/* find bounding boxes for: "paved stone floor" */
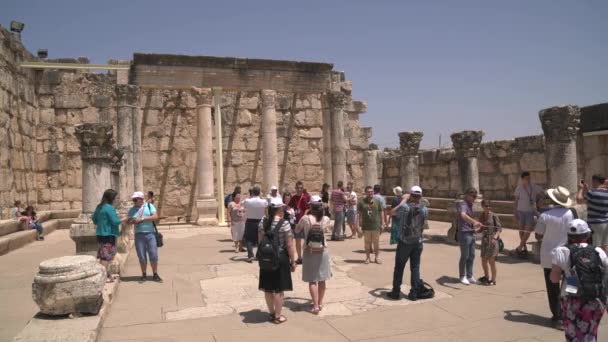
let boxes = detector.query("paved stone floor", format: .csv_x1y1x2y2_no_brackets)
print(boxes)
0,230,75,342
97,222,607,342
2,223,608,341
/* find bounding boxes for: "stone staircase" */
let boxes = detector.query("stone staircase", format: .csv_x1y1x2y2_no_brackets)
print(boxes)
0,210,80,256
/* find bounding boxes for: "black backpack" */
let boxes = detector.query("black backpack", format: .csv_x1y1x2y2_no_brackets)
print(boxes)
305,216,326,252
257,218,285,272
400,205,425,244
416,280,435,299
567,244,606,302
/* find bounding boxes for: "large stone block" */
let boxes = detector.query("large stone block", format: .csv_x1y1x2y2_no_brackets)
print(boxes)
520,152,546,172
54,93,89,109
32,255,105,315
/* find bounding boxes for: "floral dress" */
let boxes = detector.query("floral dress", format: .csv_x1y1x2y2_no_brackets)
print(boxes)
480,212,501,258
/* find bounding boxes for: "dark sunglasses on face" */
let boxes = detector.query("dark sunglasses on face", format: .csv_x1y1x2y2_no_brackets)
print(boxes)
484,205,491,208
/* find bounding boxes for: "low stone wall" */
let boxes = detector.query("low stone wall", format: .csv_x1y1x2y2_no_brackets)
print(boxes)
381,135,549,201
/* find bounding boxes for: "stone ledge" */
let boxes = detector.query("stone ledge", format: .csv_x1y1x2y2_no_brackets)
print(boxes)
0,213,79,256
12,279,119,342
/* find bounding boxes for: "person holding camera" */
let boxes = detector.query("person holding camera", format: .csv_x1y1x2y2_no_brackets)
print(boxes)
576,174,608,253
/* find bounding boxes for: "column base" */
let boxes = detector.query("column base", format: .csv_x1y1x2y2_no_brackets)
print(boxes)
69,213,97,256
196,198,218,226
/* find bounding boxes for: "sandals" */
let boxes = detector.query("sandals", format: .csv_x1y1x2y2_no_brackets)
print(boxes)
273,315,287,324
309,307,320,315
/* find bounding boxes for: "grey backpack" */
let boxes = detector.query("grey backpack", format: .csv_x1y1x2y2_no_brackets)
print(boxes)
400,205,425,244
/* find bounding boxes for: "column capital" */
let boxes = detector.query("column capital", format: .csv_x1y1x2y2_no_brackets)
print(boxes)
75,123,115,161
115,84,139,106
192,87,213,108
539,105,581,142
327,91,350,109
260,89,277,109
398,131,423,156
110,148,124,172
451,130,484,158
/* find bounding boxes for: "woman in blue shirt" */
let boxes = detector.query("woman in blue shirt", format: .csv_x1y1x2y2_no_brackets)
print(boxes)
92,189,127,282
128,191,161,282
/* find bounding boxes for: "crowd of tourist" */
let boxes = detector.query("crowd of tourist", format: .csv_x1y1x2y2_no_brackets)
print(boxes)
52,168,606,339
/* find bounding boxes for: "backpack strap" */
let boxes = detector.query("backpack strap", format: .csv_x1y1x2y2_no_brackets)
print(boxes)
569,208,579,219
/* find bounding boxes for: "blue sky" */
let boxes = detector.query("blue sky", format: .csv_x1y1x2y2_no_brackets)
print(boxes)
2,0,606,149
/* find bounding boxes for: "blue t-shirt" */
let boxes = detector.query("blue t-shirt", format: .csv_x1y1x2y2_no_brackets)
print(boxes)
586,189,608,224
373,194,387,209
457,201,475,233
128,203,157,233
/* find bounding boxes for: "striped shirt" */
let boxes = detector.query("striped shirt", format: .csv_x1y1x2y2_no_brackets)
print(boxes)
585,189,608,224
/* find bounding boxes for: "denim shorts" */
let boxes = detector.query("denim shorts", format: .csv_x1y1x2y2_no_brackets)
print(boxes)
346,208,357,225
135,232,159,264
517,211,535,228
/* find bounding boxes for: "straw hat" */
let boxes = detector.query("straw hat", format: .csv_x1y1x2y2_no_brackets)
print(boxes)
546,186,573,207
393,186,403,195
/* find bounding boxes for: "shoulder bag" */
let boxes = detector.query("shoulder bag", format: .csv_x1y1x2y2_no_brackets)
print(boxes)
147,203,163,248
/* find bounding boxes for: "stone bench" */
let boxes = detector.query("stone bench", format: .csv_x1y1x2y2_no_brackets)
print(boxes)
0,210,80,256
427,208,517,229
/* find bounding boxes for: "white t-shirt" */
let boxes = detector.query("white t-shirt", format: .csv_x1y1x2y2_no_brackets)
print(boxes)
243,197,268,220
514,183,543,212
551,243,608,296
535,207,575,268
346,191,358,209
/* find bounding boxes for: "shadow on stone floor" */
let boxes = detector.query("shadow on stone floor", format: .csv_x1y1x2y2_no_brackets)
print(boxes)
118,276,145,283
503,309,555,329
368,287,391,300
496,254,540,265
435,275,463,290
239,309,273,324
342,259,368,264
217,239,233,243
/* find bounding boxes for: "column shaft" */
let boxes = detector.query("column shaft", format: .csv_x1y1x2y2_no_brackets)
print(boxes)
451,130,484,194
132,107,143,192
195,88,214,199
328,92,349,185
322,96,333,185
398,131,423,190
364,150,379,187
261,90,278,192
116,85,138,203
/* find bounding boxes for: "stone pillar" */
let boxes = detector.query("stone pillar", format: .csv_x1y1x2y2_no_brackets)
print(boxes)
321,94,333,186
261,90,279,192
364,149,379,187
328,91,349,185
70,123,116,255
193,87,218,226
539,105,581,194
451,130,484,195
398,131,423,190
116,85,138,204
132,106,144,193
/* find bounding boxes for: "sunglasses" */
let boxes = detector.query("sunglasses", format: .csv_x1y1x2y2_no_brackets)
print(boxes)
483,205,491,208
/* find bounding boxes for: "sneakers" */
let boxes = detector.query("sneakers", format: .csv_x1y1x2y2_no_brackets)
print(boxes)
407,292,418,301
140,273,147,282
152,273,163,283
386,291,400,300
460,277,470,285
467,276,477,284
247,257,254,263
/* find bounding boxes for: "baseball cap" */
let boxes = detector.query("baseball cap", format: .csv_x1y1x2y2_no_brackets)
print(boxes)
568,219,592,235
310,195,322,203
410,186,423,196
269,197,284,208
132,191,145,199
270,186,278,191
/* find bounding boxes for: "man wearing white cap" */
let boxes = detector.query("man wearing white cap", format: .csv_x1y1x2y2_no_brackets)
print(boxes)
534,186,577,325
267,186,281,204
387,186,428,300
550,219,608,341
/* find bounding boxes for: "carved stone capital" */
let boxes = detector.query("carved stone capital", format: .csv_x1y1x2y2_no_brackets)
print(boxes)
327,91,350,110
539,105,581,143
75,123,115,161
451,130,484,158
398,131,424,156
192,87,213,107
110,148,124,172
116,84,139,107
260,89,277,110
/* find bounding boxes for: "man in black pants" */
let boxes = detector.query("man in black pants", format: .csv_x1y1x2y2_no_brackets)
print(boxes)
534,186,576,326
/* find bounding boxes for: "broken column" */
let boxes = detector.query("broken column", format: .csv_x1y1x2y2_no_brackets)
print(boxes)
451,130,484,194
398,131,423,190
32,255,106,315
70,123,116,255
364,149,379,187
328,91,349,185
321,94,333,186
193,87,218,226
116,85,138,204
539,105,581,194
261,90,279,192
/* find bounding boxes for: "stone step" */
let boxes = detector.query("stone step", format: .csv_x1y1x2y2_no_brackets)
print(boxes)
0,210,79,256
427,208,517,229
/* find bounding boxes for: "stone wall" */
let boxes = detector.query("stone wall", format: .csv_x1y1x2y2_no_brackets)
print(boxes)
0,27,38,217
381,135,550,200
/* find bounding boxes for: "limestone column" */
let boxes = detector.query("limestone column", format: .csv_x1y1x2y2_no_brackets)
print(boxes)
364,149,379,187
116,85,138,204
321,94,333,186
70,123,116,255
132,106,144,192
539,105,581,194
261,90,279,192
193,87,218,226
451,130,484,195
399,131,423,190
328,91,349,185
